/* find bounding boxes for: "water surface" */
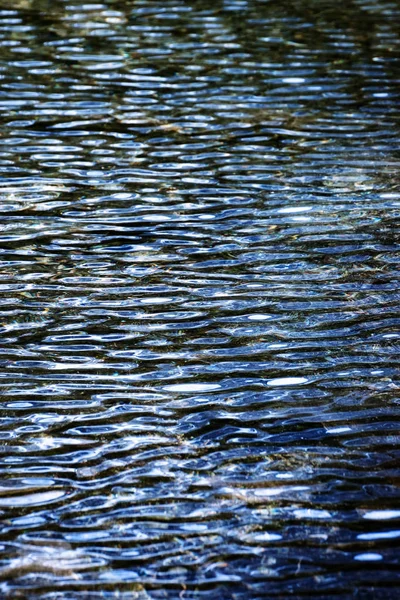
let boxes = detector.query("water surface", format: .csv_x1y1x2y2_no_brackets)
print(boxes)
0,0,399,597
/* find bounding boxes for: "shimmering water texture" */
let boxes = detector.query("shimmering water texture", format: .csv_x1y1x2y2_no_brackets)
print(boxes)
0,0,399,597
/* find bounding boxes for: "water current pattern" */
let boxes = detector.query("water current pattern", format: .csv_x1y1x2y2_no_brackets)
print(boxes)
0,0,399,598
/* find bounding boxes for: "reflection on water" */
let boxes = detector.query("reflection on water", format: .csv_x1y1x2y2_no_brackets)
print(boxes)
0,0,399,596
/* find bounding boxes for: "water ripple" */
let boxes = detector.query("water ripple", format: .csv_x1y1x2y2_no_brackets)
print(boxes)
0,0,399,597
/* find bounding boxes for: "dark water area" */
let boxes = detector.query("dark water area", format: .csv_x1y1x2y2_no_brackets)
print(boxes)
0,0,399,597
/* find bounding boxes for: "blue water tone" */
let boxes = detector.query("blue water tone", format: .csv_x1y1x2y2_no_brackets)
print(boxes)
0,0,399,598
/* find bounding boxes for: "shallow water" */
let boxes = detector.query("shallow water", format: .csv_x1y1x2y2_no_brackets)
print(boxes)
0,0,399,597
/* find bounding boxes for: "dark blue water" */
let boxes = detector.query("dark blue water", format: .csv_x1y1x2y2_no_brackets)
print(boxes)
0,0,399,597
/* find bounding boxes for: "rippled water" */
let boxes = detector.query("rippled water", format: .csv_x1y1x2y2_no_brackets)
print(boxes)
0,0,399,597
